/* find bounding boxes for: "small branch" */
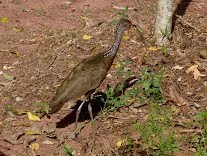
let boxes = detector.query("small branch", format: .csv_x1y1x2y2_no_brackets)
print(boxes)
112,6,136,10
178,128,203,134
175,14,199,32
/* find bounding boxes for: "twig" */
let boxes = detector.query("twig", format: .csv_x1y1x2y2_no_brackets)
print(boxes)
46,55,58,70
133,0,141,10
112,6,136,10
178,128,203,134
175,14,199,32
0,50,9,52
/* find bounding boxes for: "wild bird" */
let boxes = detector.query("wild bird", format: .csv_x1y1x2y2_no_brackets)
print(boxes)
48,19,138,138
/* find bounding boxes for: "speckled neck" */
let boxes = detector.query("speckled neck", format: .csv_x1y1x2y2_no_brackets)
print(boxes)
103,25,124,58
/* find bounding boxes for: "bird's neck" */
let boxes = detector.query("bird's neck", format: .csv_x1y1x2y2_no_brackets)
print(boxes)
103,30,123,58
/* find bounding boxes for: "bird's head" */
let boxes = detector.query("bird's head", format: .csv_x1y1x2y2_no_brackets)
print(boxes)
116,18,133,32
115,19,139,36
115,19,143,42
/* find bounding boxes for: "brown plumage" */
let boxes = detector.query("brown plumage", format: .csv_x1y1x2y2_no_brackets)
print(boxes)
48,19,136,137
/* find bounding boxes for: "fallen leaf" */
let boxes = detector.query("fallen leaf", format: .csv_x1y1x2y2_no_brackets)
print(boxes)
116,139,127,148
148,47,161,51
122,36,129,41
80,16,90,21
178,77,182,82
27,112,40,121
185,64,206,80
172,65,184,70
0,72,15,81
169,86,189,106
13,27,23,32
83,34,92,40
114,62,121,68
30,143,39,151
127,98,136,103
1,17,9,23
25,123,42,135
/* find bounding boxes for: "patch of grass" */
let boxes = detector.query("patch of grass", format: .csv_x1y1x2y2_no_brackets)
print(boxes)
63,144,74,156
110,6,129,25
33,102,49,114
103,60,135,112
4,104,26,115
137,68,163,103
134,104,178,156
191,109,207,155
161,46,169,56
117,6,129,19
105,61,163,111
116,136,134,154
103,60,164,112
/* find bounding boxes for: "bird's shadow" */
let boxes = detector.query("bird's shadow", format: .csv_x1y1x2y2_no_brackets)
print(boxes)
172,0,192,32
56,92,106,128
56,76,138,128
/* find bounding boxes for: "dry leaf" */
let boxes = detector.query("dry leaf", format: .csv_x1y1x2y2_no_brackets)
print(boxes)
172,65,184,70
116,139,127,148
82,34,92,40
114,62,121,68
169,86,189,106
80,16,90,21
148,47,161,51
185,64,206,80
3,73,15,80
25,123,42,135
122,36,129,41
27,112,40,121
30,143,39,151
13,27,23,32
1,17,9,23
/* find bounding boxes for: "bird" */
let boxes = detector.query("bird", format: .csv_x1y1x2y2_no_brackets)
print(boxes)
48,19,138,137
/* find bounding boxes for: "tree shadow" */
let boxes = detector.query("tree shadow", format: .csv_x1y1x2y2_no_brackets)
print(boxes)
56,76,138,128
172,0,192,32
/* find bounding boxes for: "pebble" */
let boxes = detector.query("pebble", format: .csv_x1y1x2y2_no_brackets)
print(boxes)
199,48,207,59
15,97,23,102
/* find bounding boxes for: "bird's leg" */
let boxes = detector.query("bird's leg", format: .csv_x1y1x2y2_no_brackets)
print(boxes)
86,90,95,121
71,100,85,139
88,103,93,120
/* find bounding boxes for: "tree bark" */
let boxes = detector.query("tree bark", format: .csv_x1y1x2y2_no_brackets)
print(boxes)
154,0,173,46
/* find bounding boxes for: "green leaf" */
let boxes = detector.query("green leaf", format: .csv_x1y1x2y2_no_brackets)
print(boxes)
63,144,73,156
143,81,151,91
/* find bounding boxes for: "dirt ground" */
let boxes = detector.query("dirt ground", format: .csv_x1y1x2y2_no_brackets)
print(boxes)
0,0,207,155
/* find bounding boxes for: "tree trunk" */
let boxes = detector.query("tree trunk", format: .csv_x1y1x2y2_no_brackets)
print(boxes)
154,0,173,46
